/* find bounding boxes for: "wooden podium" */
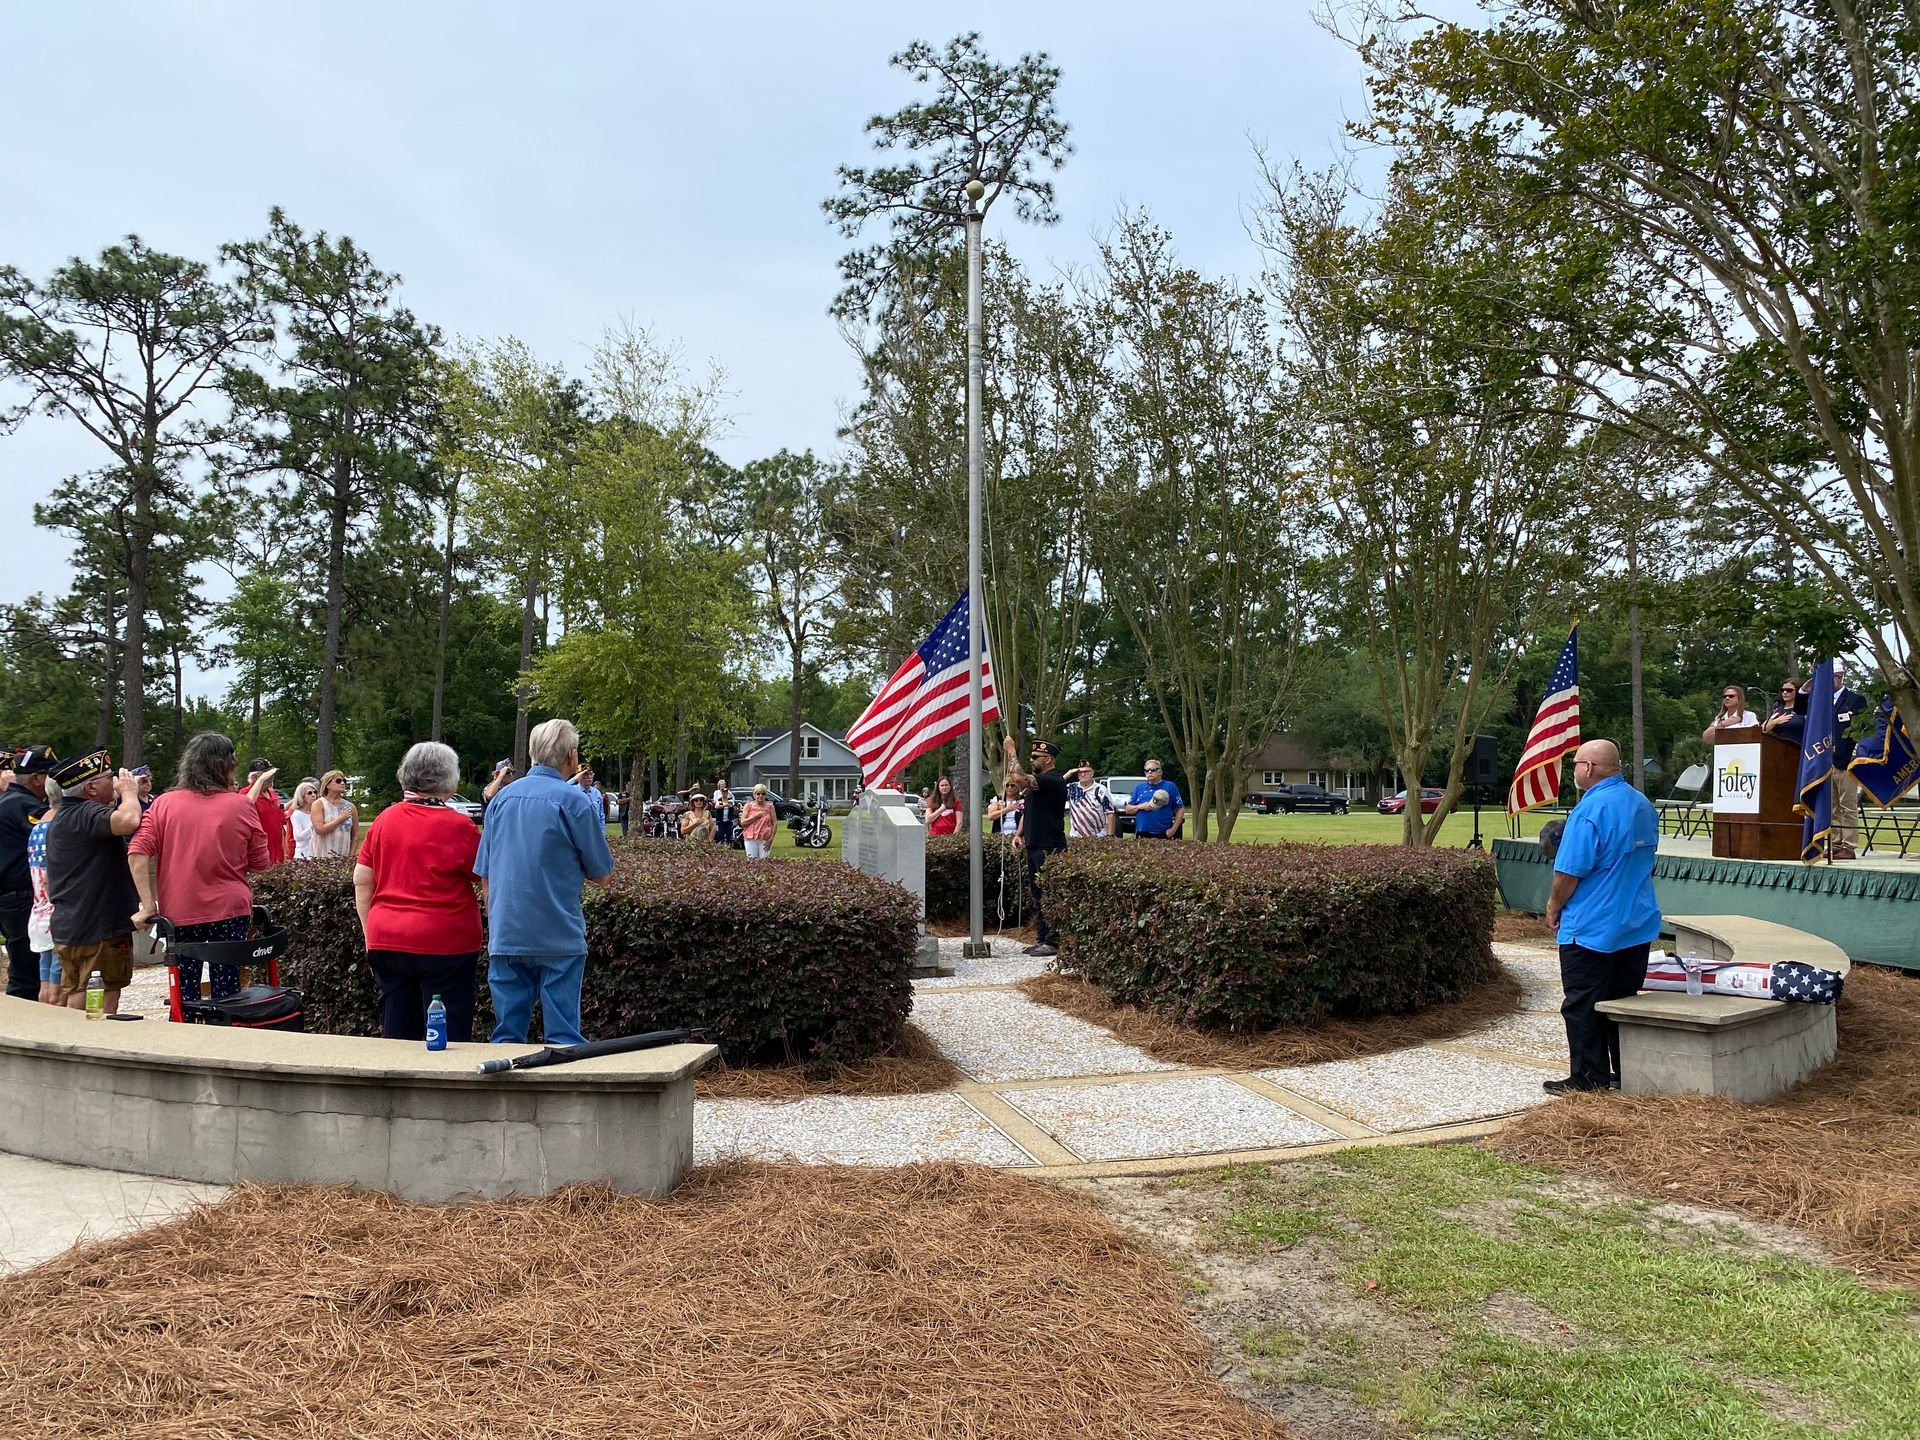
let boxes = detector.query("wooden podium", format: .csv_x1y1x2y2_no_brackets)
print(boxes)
1710,726,1804,861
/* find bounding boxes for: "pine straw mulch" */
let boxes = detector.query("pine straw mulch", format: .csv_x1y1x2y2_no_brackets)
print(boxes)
1016,966,1524,1071
1495,964,1920,1288
0,1164,1289,1440
694,1023,963,1100
1491,909,1556,943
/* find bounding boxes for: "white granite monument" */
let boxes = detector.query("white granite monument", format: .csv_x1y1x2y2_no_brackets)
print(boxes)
842,788,948,977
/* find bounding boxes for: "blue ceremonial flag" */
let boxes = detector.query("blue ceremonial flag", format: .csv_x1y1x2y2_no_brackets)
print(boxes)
1848,696,1920,805
1794,657,1836,863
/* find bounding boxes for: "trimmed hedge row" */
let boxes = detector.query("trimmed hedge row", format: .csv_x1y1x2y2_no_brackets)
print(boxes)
249,842,919,1068
924,835,1030,925
1039,841,1497,1031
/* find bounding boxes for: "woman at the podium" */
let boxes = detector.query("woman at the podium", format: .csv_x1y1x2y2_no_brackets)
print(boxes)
1761,678,1805,741
1701,685,1760,743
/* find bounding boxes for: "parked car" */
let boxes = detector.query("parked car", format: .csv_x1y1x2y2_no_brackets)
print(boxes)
757,786,812,821
1378,787,1446,816
1242,790,1292,815
446,795,485,825
1268,784,1350,815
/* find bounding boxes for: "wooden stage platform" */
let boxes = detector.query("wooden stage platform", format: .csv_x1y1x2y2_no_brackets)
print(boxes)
1493,835,1920,973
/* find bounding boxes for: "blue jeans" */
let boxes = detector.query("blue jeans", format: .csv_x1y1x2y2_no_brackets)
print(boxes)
487,952,587,1047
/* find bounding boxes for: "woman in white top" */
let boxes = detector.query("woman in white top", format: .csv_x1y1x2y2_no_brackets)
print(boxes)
309,770,358,858
288,779,319,858
1701,685,1760,744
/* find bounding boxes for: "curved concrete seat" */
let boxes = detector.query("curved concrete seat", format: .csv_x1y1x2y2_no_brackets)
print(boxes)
1597,914,1844,1103
0,998,716,1202
1664,913,1851,976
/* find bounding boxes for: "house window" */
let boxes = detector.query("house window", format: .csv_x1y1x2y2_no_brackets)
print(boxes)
827,775,854,802
1307,771,1328,788
1262,771,1286,786
800,734,821,760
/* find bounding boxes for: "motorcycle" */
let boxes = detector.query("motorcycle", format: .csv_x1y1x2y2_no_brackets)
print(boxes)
787,796,833,850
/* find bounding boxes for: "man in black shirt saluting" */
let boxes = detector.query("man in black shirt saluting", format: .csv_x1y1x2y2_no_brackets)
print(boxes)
1006,734,1069,959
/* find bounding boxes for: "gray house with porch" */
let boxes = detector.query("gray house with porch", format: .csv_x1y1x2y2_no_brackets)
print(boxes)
727,724,864,807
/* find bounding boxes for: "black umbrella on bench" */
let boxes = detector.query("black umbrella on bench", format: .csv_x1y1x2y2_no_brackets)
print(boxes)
474,1027,707,1074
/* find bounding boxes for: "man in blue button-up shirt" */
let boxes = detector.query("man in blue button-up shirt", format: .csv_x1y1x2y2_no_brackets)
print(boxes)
1545,739,1662,1094
474,718,615,1046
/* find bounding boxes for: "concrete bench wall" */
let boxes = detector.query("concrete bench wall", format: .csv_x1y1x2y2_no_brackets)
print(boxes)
1596,914,1845,1103
0,999,715,1203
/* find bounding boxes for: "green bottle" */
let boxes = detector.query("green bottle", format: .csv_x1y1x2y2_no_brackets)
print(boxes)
85,969,105,1020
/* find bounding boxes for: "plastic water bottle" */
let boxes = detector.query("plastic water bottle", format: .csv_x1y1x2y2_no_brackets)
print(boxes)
1681,953,1705,998
425,994,448,1051
85,969,105,1020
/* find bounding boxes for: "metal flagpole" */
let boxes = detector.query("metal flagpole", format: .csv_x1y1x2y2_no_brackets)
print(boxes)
963,177,990,958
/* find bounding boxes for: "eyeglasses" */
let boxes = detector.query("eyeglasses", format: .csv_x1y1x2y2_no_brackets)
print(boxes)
1573,760,1595,770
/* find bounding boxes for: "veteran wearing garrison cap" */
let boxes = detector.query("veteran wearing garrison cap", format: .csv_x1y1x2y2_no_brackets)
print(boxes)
44,750,143,1013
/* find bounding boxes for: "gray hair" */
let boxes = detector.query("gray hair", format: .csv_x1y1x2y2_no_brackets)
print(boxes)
397,741,460,795
176,731,237,795
528,718,580,771
43,779,65,807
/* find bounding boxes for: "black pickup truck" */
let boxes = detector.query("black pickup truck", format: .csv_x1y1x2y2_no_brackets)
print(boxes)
1266,784,1350,815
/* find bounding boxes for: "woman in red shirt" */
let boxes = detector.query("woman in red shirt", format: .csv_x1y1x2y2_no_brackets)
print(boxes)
926,775,963,836
353,742,482,1041
129,733,273,1001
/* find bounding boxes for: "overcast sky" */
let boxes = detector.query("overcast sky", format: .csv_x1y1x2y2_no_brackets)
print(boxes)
1,0,1391,632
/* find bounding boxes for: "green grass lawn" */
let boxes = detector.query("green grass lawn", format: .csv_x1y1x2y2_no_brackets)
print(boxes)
606,801,1558,856
1185,1145,1920,1439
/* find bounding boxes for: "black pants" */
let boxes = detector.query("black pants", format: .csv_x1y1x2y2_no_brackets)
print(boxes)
367,949,479,1042
1027,845,1063,947
1559,940,1651,1088
1,890,35,1000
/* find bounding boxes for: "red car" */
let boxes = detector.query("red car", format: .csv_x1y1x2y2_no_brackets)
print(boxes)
1377,787,1446,815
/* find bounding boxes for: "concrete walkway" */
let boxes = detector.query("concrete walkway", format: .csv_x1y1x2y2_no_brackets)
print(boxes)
2,939,1567,1270
697,938,1566,1176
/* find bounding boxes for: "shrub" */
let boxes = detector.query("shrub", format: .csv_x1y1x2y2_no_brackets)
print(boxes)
250,843,919,1068
925,834,1030,925
1039,841,1497,1031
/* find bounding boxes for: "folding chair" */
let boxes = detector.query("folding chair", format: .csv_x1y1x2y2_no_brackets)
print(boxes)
1655,764,1710,839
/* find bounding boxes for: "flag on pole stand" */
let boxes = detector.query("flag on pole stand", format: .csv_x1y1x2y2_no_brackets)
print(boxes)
1508,625,1581,817
1795,658,1837,863
847,591,1001,789
1848,696,1920,805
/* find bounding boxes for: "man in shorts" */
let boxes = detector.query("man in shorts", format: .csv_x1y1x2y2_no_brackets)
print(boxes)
45,750,144,1013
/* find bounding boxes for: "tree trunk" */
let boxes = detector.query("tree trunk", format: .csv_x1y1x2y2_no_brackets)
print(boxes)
250,689,261,752
787,637,804,797
95,592,117,752
119,463,153,767
315,463,352,778
673,702,688,793
171,640,184,755
431,477,459,742
1628,530,1645,792
513,564,537,772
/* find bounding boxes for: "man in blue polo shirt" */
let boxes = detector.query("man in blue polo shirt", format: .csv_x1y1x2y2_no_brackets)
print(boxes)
474,717,615,1046
1125,759,1184,839
1545,738,1661,1094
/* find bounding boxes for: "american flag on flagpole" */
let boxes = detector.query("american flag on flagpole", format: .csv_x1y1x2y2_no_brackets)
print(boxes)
846,591,1000,789
1508,625,1580,817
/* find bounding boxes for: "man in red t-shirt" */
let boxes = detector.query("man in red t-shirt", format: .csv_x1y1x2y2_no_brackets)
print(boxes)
245,757,287,865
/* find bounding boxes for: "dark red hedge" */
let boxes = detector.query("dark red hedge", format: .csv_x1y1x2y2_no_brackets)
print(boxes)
1036,840,1497,1030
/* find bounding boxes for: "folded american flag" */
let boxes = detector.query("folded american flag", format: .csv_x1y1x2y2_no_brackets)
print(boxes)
1643,955,1844,1004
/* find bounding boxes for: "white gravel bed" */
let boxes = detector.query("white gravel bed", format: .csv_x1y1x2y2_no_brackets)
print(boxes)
1495,953,1564,1013
1261,1047,1551,1132
695,1094,1034,1167
915,954,1052,990
910,989,1180,1083
1456,1012,1568,1066
1006,1075,1339,1162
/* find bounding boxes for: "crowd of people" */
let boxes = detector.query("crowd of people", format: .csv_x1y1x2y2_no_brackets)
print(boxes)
2,720,1198,1043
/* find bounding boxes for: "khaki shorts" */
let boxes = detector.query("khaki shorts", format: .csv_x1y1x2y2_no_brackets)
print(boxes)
58,936,135,993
